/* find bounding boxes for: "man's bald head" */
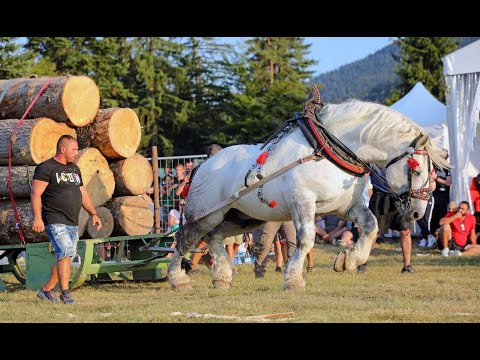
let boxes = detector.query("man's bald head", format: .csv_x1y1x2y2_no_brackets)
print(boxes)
56,135,77,153
55,135,78,164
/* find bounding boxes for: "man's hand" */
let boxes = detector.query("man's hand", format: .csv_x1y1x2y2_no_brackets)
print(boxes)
32,218,45,233
92,214,102,231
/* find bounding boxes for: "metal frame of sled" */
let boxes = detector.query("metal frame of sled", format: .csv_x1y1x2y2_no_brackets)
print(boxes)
0,233,175,291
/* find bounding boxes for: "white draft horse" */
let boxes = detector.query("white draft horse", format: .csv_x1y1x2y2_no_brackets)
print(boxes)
168,99,449,290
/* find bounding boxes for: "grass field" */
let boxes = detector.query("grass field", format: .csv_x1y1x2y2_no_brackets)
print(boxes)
1,241,480,323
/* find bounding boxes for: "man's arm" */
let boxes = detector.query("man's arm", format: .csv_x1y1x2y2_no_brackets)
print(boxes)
80,186,102,230
469,229,477,245
31,179,49,233
439,212,461,226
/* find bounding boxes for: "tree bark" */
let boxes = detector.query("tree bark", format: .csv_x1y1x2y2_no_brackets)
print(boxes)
86,206,114,239
0,118,76,165
106,196,154,236
77,148,115,207
0,199,48,245
77,108,141,159
0,76,100,127
110,154,153,196
0,166,35,198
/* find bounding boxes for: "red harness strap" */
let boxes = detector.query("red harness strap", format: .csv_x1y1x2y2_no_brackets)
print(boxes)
8,79,52,244
307,118,366,174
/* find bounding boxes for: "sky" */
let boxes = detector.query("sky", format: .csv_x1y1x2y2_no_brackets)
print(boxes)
219,37,394,77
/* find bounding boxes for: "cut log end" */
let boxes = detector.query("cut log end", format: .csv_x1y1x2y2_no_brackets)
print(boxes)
108,108,141,158
62,76,100,127
30,118,76,164
86,206,114,239
77,148,115,207
108,196,154,236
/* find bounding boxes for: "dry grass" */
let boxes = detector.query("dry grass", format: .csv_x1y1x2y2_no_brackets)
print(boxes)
1,241,480,323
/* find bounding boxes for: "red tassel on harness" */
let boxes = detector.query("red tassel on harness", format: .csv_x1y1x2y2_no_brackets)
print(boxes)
407,158,420,170
256,151,268,165
268,200,277,208
181,184,190,198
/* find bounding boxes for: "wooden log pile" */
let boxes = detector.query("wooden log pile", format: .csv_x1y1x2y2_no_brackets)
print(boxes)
0,75,153,245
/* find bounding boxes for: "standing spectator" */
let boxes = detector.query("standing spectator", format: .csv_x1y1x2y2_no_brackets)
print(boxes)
417,172,437,248
365,164,415,273
430,149,451,238
469,174,480,236
252,221,297,278
31,135,102,304
438,201,480,256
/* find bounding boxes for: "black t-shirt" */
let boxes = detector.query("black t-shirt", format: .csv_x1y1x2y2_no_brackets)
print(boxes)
33,158,83,226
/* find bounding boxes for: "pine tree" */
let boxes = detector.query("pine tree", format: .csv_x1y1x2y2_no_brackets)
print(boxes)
231,37,315,142
0,37,34,79
386,37,458,104
171,37,239,153
128,37,191,157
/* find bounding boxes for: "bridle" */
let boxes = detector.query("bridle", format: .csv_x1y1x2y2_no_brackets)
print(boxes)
384,134,434,215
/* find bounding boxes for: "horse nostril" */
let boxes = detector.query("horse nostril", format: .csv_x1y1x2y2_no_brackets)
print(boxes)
413,212,419,219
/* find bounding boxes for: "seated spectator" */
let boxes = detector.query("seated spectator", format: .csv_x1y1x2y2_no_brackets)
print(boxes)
315,214,353,247
438,201,480,256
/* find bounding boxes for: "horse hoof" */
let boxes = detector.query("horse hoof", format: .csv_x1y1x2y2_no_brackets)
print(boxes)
212,280,231,289
172,284,193,291
333,251,347,272
283,278,305,290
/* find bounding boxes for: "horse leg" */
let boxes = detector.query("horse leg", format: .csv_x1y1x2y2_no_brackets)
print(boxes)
284,204,316,290
168,213,225,291
206,219,265,290
334,203,378,272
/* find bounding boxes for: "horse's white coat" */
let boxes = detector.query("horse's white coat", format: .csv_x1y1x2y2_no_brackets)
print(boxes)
168,100,450,290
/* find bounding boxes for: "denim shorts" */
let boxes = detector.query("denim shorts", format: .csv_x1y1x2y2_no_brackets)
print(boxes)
45,224,79,260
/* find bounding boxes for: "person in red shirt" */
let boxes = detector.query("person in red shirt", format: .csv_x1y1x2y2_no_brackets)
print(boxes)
438,201,480,256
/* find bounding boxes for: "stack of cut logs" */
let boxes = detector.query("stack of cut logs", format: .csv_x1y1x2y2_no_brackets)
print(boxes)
0,76,154,245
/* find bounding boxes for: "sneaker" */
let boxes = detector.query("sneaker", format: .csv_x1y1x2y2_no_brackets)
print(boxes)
449,250,462,256
36,288,57,302
401,265,416,273
306,265,315,273
419,239,427,247
441,248,450,257
357,263,368,273
275,266,282,273
59,291,75,304
427,235,436,248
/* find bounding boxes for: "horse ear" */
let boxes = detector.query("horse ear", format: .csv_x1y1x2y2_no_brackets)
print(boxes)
417,134,429,147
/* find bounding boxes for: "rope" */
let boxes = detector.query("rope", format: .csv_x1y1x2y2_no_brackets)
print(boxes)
8,79,52,244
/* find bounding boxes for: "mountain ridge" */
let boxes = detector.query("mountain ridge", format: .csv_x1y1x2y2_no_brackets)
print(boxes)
311,37,480,104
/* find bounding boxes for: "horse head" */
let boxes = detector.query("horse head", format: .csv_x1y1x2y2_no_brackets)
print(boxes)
384,133,435,221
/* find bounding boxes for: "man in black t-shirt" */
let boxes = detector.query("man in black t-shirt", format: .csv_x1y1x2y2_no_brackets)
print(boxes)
31,135,102,304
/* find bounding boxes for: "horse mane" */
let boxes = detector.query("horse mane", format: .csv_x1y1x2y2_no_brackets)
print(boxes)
318,99,451,170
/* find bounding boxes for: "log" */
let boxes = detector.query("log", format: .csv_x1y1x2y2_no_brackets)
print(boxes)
0,76,100,127
106,196,154,236
0,118,76,165
0,166,35,198
77,108,141,159
86,206,114,239
78,208,89,238
77,148,115,207
0,199,48,245
110,154,153,196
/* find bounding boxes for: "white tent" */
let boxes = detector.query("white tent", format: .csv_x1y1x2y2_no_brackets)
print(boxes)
390,82,448,148
442,40,480,205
